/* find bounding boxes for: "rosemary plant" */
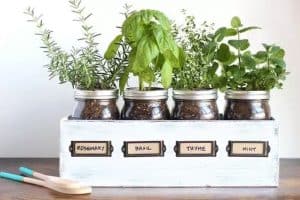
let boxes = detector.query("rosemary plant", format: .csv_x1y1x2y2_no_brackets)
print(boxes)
24,0,129,90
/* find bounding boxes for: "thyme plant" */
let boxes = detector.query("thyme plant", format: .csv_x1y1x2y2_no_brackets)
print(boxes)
172,10,220,90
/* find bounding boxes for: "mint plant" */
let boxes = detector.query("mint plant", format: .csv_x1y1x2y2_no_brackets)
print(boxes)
172,10,220,90
104,9,185,91
24,0,129,90
216,16,288,91
251,44,287,90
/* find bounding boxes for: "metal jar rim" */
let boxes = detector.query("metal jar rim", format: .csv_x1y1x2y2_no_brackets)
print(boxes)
225,90,270,100
123,87,168,100
74,89,118,99
173,89,218,100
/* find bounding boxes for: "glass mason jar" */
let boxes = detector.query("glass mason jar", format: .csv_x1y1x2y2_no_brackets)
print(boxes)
224,90,271,120
172,89,219,120
71,89,119,120
121,88,170,120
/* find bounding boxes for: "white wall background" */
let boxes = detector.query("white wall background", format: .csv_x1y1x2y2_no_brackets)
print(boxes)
0,0,299,157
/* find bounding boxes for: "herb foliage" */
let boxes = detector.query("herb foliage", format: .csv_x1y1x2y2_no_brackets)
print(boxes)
172,10,220,90
24,0,129,90
105,9,185,91
216,16,288,91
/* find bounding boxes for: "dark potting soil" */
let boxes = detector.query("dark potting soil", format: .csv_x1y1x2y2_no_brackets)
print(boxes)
172,100,219,120
224,99,271,120
121,99,170,120
72,99,119,120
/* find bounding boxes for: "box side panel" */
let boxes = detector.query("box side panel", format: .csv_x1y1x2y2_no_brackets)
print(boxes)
60,120,278,187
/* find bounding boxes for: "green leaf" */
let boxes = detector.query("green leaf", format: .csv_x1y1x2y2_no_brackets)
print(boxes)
119,67,130,93
177,47,185,68
228,39,249,50
154,53,165,70
241,53,256,68
104,35,122,59
120,9,179,89
231,16,242,28
140,67,155,83
152,24,177,53
161,60,172,88
127,48,137,71
216,43,231,62
262,43,271,51
271,58,286,68
274,65,286,76
254,51,267,61
132,35,159,73
163,49,180,68
151,10,172,30
208,62,218,76
225,28,237,36
122,13,146,46
223,53,237,65
203,41,217,54
270,46,285,59
214,27,226,42
239,26,261,33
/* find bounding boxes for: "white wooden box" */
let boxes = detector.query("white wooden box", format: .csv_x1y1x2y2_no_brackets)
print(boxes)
59,118,279,187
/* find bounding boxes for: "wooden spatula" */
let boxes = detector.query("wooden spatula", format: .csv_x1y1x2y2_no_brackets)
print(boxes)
0,171,91,195
19,166,83,189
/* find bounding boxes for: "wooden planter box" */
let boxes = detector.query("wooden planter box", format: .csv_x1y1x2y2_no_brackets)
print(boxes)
59,118,279,187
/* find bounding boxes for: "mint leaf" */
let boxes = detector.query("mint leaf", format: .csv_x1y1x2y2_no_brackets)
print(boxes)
231,16,242,28
225,28,237,36
270,46,285,59
241,53,256,68
216,43,231,62
228,39,249,50
271,58,286,68
214,27,226,42
254,51,267,63
239,26,260,33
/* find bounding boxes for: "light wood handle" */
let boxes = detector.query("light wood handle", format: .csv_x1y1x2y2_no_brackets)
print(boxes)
23,177,45,187
32,172,48,180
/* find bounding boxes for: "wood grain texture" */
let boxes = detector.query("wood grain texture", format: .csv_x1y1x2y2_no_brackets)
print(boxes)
0,158,299,200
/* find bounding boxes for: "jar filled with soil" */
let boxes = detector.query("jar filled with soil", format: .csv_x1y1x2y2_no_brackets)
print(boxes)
71,89,119,120
172,89,219,120
224,90,271,120
121,88,170,120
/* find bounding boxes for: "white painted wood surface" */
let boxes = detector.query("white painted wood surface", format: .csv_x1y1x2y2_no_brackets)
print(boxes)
60,118,279,187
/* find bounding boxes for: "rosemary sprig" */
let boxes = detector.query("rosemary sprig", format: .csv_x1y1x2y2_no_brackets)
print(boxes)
24,0,129,90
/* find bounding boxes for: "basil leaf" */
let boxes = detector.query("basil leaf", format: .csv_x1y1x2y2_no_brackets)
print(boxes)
104,35,122,59
161,60,172,88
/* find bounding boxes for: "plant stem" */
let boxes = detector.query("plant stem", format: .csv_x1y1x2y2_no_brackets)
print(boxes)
267,49,270,68
237,28,241,69
139,78,144,91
